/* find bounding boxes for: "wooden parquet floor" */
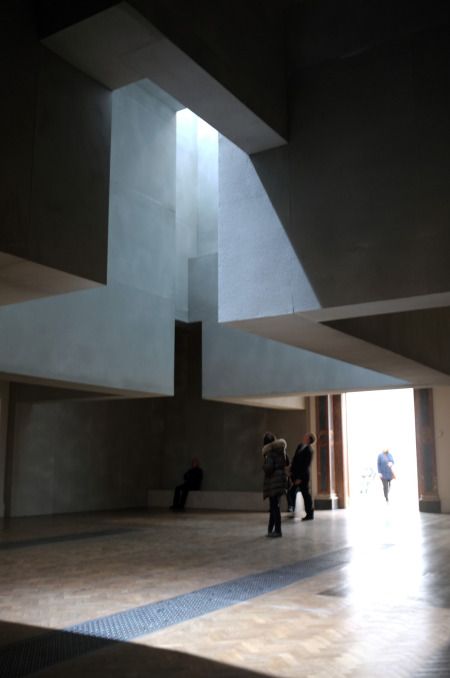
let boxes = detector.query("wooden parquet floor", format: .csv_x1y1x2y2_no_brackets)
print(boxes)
1,504,450,677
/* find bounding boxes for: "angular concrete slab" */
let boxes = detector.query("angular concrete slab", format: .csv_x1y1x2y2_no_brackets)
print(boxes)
42,2,287,153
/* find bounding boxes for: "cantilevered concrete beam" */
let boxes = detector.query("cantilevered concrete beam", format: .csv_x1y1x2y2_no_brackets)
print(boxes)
40,2,287,153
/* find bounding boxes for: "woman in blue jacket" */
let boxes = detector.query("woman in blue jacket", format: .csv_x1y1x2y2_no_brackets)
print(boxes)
377,449,395,502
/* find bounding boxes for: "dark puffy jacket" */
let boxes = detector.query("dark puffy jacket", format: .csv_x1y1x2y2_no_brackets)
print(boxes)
262,439,289,499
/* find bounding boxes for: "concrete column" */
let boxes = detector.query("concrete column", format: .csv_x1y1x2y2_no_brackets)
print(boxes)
314,395,339,510
0,382,10,517
1,384,16,518
414,388,441,513
332,395,349,509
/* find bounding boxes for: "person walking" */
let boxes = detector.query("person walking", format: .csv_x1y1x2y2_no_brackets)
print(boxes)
288,433,316,521
377,449,395,502
170,457,203,511
262,432,289,538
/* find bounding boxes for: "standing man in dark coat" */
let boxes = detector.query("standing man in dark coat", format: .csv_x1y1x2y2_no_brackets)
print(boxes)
288,433,316,521
170,457,203,511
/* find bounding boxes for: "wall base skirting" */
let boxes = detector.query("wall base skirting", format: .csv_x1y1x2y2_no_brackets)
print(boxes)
148,490,268,512
314,495,339,511
149,490,341,513
419,498,441,513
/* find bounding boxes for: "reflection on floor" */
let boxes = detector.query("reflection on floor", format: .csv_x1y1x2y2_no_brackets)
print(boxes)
1,504,450,677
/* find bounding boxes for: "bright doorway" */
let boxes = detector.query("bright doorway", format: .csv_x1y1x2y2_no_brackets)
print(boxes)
345,388,419,512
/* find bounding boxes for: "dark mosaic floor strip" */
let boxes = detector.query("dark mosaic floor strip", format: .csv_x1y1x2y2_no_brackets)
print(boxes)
0,528,137,551
0,547,352,677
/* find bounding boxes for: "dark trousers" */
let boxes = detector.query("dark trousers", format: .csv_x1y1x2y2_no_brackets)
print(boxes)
268,495,282,534
289,482,314,518
172,482,190,509
381,478,391,501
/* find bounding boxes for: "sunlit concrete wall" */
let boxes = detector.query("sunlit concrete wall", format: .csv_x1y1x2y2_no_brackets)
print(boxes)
176,111,218,321
218,138,319,323
202,321,405,400
212,135,406,398
0,82,176,396
434,387,450,514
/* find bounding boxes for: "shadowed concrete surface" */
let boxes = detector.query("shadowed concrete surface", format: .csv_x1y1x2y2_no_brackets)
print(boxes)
0,621,268,678
0,4,110,305
39,1,288,153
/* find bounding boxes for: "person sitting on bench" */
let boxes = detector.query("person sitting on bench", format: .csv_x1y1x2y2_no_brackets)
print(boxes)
170,458,203,511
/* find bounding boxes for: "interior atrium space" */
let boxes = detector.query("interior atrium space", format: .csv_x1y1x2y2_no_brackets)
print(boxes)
1,1,450,676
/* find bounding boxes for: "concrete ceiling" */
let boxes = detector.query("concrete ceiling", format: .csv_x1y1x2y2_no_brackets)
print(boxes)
36,0,450,390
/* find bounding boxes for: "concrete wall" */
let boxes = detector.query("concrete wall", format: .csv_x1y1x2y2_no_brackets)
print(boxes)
433,387,450,513
38,0,288,151
175,109,198,321
219,35,450,320
161,324,306,494
218,138,319,323
200,134,405,398
175,111,218,321
327,308,450,376
0,382,9,517
285,28,450,309
7,324,308,516
0,4,110,304
202,321,405,400
8,393,165,516
0,81,176,396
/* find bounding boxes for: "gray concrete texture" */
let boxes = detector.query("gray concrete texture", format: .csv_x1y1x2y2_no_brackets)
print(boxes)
175,109,198,320
216,23,450,383
161,324,306,495
6,324,308,516
285,31,450,309
41,1,287,153
218,138,320,323
175,111,218,321
127,0,288,140
189,255,218,323
0,82,176,396
202,322,406,400
327,308,450,376
0,5,110,304
0,382,9,517
9,395,165,516
191,133,404,397
196,119,219,256
219,26,450,321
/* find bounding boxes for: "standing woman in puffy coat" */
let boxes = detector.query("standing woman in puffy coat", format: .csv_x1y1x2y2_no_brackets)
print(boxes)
262,432,289,538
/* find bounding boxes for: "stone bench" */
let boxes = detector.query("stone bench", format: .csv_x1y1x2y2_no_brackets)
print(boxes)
148,489,293,512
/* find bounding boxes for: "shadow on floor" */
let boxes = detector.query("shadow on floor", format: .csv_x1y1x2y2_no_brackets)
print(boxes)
415,639,450,678
0,620,268,678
